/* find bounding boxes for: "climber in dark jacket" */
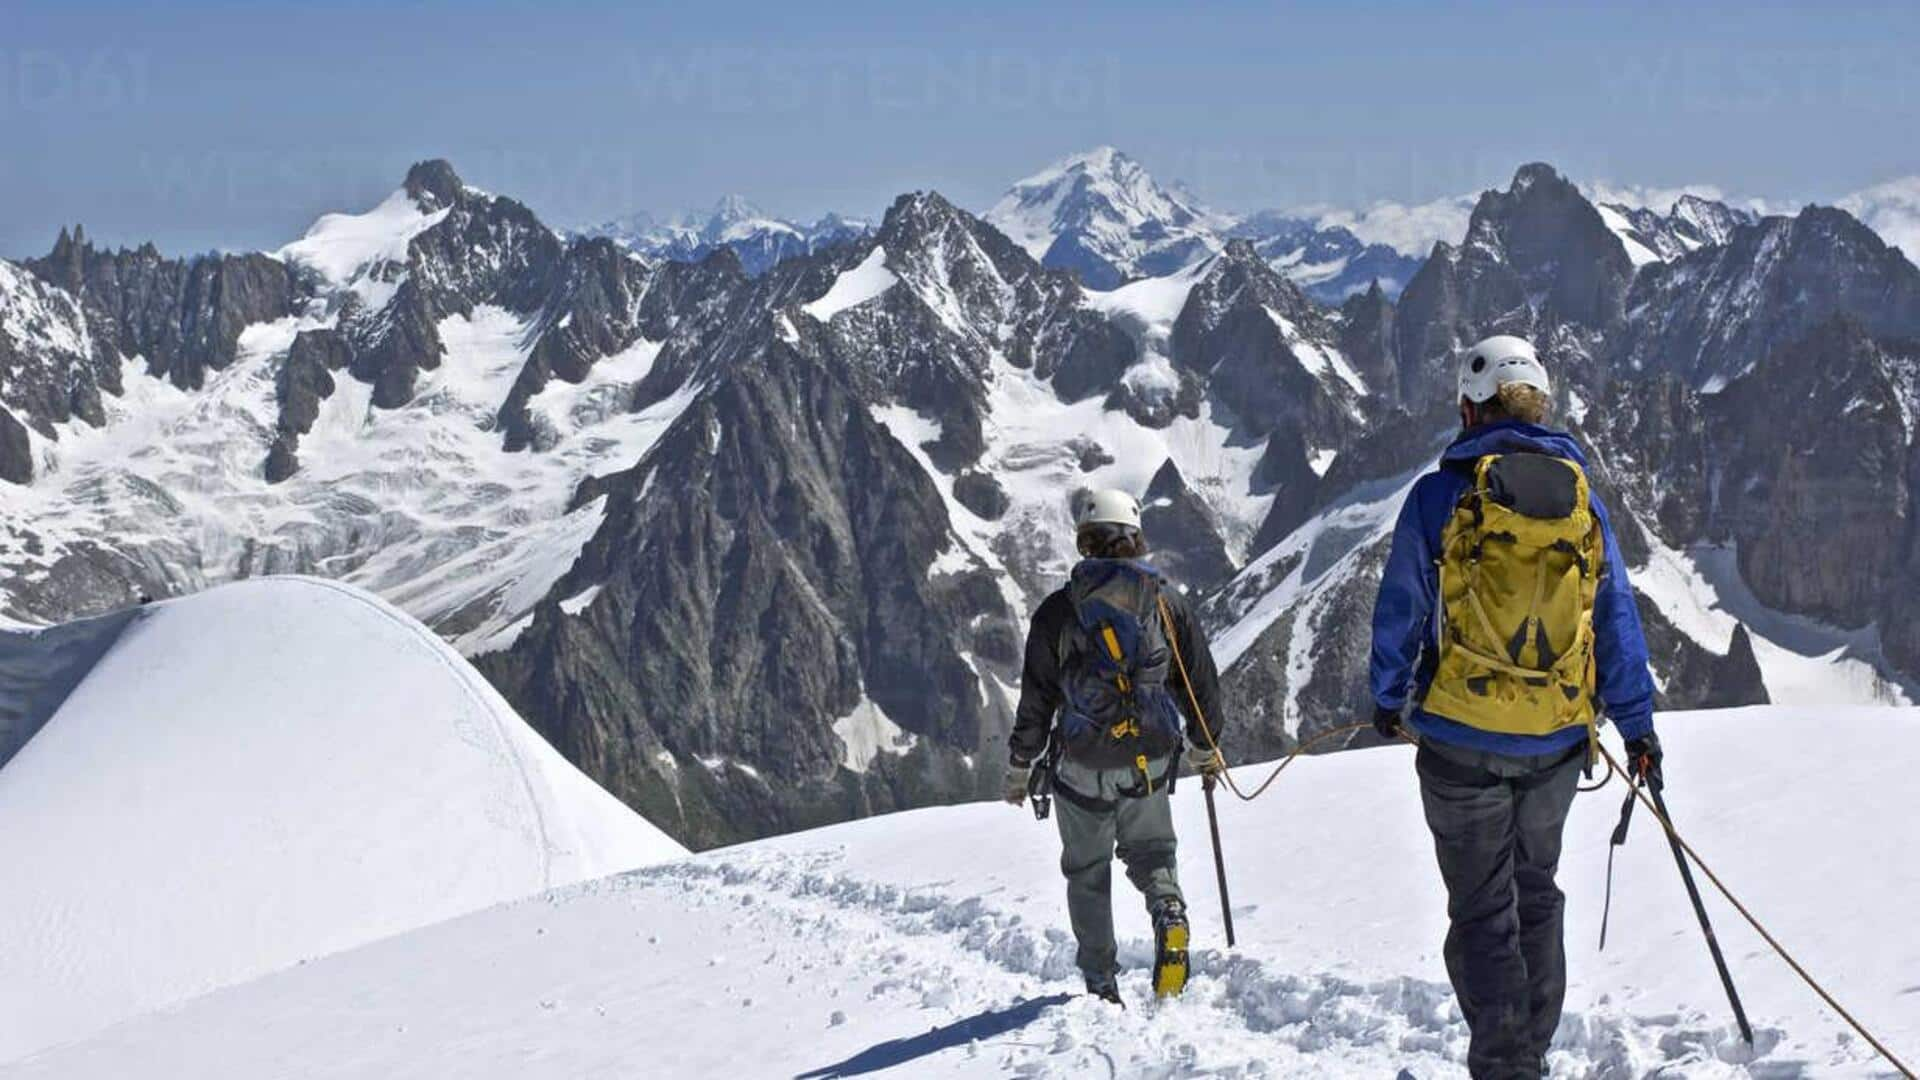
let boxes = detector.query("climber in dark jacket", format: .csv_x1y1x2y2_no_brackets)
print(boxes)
1005,488,1224,1005
1370,334,1662,1080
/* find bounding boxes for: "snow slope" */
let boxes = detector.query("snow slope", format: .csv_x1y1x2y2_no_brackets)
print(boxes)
10,706,1911,1078
0,576,684,1064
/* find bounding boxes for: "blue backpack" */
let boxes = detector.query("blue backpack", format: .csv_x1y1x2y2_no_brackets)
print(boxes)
1056,559,1185,772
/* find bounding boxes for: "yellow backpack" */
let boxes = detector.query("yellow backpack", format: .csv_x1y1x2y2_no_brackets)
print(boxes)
1426,452,1602,742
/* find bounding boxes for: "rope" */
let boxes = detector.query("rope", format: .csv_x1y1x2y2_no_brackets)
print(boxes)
1158,596,1409,802
1593,742,1916,1079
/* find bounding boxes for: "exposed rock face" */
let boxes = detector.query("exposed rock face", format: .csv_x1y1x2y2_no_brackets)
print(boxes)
1394,163,1634,406
1175,244,1353,429
479,339,1014,847
0,407,31,485
1142,460,1236,592
30,229,298,391
1212,536,1389,762
0,255,114,457
1639,603,1770,711
266,330,349,483
1573,372,1713,550
1711,624,1769,707
1706,318,1917,631
1337,281,1399,402
952,470,1010,520
1619,208,1920,392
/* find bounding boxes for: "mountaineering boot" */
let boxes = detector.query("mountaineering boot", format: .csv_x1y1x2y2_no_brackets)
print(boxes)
1151,897,1189,998
1084,970,1124,1007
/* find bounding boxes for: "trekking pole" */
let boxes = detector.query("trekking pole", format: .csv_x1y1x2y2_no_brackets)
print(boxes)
1646,772,1754,1047
1201,771,1236,948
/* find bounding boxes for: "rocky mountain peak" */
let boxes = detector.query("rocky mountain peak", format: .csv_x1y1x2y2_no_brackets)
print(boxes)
1472,163,1628,276
1793,204,1910,265
1216,237,1261,264
878,190,966,239
1354,278,1390,309
42,225,89,291
1671,193,1749,244
403,159,466,210
1508,161,1564,193
1192,238,1328,330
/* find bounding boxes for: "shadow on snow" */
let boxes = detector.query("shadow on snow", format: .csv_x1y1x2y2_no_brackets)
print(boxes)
794,994,1074,1078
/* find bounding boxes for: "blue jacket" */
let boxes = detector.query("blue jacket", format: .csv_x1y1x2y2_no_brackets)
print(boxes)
1369,421,1657,755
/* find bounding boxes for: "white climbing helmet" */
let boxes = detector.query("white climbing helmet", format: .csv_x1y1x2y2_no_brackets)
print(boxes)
1458,334,1550,404
1071,488,1142,530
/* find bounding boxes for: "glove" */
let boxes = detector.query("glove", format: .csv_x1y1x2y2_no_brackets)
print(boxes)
1372,704,1403,740
1003,762,1030,806
1185,744,1224,778
1625,733,1663,785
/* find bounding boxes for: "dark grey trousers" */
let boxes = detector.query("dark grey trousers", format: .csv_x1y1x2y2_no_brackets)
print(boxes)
1052,757,1182,978
1416,739,1584,1080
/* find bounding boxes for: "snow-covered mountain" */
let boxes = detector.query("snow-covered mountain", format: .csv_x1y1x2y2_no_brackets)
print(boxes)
985,146,1227,290
1228,209,1429,301
582,195,871,276
5,156,1920,850
0,576,682,1062
1595,193,1760,265
9,706,1915,1078
984,147,1426,302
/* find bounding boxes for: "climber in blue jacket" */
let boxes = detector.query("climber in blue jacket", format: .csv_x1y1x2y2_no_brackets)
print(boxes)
1369,334,1661,1080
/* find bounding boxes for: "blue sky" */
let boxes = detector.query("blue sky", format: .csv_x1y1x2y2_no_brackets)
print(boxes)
3,1,1916,256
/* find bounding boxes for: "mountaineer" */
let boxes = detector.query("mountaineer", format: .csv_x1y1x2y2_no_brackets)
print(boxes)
1005,488,1225,1006
1369,334,1663,1079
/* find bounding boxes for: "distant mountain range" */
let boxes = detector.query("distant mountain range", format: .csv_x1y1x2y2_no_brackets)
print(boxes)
581,195,872,277
585,148,1438,302
581,148,1829,310
6,151,1920,849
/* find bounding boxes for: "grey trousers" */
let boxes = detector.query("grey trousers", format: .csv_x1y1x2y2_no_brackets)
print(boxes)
1052,757,1182,978
1417,739,1584,1080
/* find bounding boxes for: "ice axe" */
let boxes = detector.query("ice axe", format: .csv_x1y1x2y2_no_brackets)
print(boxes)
1202,771,1236,948
1647,772,1754,1046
